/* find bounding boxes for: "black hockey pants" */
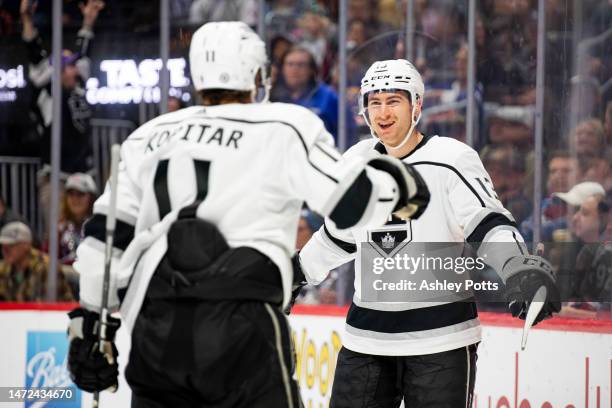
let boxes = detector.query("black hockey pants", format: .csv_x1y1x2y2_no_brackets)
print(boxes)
125,298,302,408
124,206,302,407
330,344,478,408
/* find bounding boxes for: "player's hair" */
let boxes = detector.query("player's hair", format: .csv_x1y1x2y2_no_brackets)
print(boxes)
198,89,252,106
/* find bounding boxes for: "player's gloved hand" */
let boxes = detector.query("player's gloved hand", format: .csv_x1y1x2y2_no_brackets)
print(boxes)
503,255,561,326
284,253,307,315
67,307,121,393
368,156,430,220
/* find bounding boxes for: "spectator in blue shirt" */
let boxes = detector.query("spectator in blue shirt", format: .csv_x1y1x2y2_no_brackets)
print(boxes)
270,45,356,146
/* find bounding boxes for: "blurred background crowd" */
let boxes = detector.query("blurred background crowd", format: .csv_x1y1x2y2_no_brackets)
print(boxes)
0,0,610,319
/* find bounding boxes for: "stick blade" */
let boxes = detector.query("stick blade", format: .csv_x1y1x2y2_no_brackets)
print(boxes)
521,285,547,350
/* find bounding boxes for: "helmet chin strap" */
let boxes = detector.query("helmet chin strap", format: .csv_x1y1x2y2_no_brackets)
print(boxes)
385,122,416,150
379,102,421,151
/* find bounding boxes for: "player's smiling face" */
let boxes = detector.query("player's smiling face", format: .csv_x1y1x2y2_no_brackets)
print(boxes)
367,91,412,147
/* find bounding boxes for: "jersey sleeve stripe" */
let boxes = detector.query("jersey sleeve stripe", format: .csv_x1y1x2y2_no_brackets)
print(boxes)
323,225,357,254
512,231,525,255
83,213,136,251
466,212,517,247
412,161,486,207
314,142,340,162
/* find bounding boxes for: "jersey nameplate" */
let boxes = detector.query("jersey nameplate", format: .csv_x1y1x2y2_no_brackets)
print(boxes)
145,122,243,153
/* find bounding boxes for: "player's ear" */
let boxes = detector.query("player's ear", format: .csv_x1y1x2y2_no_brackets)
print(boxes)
413,96,422,121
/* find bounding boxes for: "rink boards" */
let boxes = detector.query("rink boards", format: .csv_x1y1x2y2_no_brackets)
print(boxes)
0,303,610,408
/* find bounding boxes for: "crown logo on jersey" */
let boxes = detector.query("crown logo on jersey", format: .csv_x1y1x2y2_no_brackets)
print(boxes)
381,233,395,249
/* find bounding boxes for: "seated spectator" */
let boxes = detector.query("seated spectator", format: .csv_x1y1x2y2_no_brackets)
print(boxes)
269,33,295,88
568,75,602,124
521,151,578,243
294,209,353,306
296,209,323,252
264,0,300,41
346,18,367,53
547,182,605,297
55,173,96,265
348,0,393,38
481,144,531,226
552,181,605,211
479,0,537,105
270,46,356,145
570,118,605,165
569,192,607,244
0,222,73,302
423,43,484,145
561,194,611,317
294,4,332,69
414,0,464,87
486,105,534,146
581,155,610,190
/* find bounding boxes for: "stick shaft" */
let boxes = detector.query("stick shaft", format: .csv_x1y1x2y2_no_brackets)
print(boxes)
94,144,121,407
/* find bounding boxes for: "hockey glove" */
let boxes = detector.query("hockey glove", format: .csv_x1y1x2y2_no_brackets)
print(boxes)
368,156,430,220
284,253,307,315
67,307,121,393
503,255,561,326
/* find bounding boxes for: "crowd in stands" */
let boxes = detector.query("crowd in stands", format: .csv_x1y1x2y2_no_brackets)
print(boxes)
0,0,610,319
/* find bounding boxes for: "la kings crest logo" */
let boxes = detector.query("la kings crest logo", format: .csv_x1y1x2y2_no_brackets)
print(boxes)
368,216,412,257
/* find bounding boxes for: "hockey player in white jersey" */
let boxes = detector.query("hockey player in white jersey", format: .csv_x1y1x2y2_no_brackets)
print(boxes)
298,59,561,407
64,23,430,407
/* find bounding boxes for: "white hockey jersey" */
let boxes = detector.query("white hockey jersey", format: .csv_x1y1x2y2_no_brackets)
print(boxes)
300,134,527,356
74,103,404,331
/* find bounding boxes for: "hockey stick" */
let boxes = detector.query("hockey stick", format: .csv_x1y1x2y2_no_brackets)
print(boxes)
93,144,121,408
520,243,546,351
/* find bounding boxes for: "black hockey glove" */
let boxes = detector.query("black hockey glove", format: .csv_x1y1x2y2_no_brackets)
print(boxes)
368,156,430,220
503,255,561,326
284,253,307,315
67,307,121,393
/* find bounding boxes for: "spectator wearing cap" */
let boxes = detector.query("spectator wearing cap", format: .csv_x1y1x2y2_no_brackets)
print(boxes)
550,181,605,244
552,181,605,210
44,173,97,266
562,193,611,317
0,222,73,302
546,181,605,297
